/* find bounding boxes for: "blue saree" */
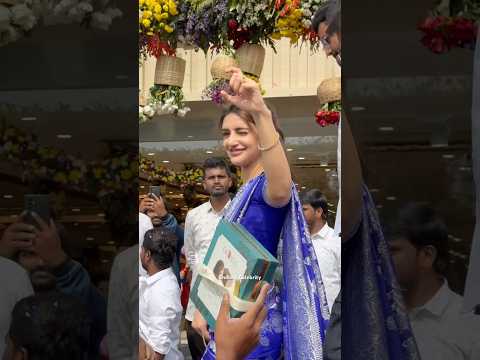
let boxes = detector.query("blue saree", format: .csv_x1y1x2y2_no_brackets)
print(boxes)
202,174,330,359
341,185,420,360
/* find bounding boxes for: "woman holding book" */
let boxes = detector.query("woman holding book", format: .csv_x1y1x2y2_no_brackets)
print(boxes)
193,67,330,360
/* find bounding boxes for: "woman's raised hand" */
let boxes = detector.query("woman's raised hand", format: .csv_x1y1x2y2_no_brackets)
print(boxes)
221,67,270,119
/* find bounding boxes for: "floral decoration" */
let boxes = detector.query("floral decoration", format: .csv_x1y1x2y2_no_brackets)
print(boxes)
0,121,137,196
315,100,340,127
419,0,479,54
147,84,190,117
140,156,204,186
0,0,36,47
202,73,264,105
139,0,179,58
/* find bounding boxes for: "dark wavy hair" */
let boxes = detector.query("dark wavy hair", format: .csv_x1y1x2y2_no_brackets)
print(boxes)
9,293,91,360
143,226,177,269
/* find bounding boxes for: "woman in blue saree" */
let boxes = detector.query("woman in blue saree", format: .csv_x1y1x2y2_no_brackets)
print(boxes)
192,67,330,359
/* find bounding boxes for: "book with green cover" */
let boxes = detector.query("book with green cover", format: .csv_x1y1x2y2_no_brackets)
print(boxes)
190,219,279,330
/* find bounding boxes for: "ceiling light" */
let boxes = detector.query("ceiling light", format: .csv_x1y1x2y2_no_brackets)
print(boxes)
101,259,109,263
3,195,13,199
386,196,396,201
57,134,72,139
140,185,145,188
169,191,173,194
298,157,305,160
442,154,455,159
301,186,306,189
378,126,395,132
71,208,81,212
162,160,170,163
21,116,37,121
147,153,155,156
206,150,213,154
370,188,380,193
320,162,328,167
97,213,105,217
175,203,179,206
106,241,115,245
86,237,95,241
187,135,194,138
325,168,331,172
351,106,366,112
286,148,294,152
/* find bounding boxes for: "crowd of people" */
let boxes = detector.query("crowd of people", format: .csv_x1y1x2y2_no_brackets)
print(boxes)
2,1,480,360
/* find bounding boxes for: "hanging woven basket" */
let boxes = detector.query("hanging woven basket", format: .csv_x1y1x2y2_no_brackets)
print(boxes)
317,77,341,105
210,55,238,80
235,44,265,78
154,56,186,87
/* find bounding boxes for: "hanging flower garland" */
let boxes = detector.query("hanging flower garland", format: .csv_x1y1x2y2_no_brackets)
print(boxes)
39,0,123,30
419,0,479,54
0,0,37,47
0,0,123,48
316,77,340,127
139,0,179,59
315,100,340,127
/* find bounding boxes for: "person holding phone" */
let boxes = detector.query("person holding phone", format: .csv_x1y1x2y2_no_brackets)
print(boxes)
1,210,107,359
139,192,184,284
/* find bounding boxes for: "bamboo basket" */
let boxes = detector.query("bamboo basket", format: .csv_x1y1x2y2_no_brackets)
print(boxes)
210,55,238,80
317,77,341,105
235,44,265,78
154,56,186,87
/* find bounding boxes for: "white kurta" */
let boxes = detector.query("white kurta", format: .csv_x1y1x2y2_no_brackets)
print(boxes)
463,28,480,313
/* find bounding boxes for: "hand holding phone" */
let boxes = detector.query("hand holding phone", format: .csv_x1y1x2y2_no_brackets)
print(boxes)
29,212,66,268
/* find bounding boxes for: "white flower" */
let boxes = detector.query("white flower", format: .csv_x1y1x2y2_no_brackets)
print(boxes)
105,7,122,19
77,1,92,13
302,19,311,28
11,4,36,30
0,5,11,30
303,9,312,17
90,11,112,30
165,97,174,105
54,0,77,14
143,105,155,117
139,106,143,114
0,24,20,46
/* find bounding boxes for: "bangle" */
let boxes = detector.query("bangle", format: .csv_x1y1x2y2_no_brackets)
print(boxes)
258,132,280,152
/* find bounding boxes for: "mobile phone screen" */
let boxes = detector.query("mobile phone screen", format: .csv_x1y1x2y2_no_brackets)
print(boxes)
24,194,50,227
149,186,161,198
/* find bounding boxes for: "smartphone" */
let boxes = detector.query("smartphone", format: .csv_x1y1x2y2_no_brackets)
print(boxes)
149,185,161,199
24,194,50,227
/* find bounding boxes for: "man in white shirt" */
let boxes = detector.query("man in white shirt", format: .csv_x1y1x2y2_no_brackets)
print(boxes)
139,227,183,360
388,203,480,360
0,257,33,358
184,157,232,359
301,189,341,312
139,212,153,276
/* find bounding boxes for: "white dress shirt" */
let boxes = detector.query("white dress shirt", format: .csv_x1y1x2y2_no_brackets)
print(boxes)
311,223,341,311
0,257,34,357
107,245,139,360
184,199,230,321
409,281,480,360
139,212,153,277
139,268,183,360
